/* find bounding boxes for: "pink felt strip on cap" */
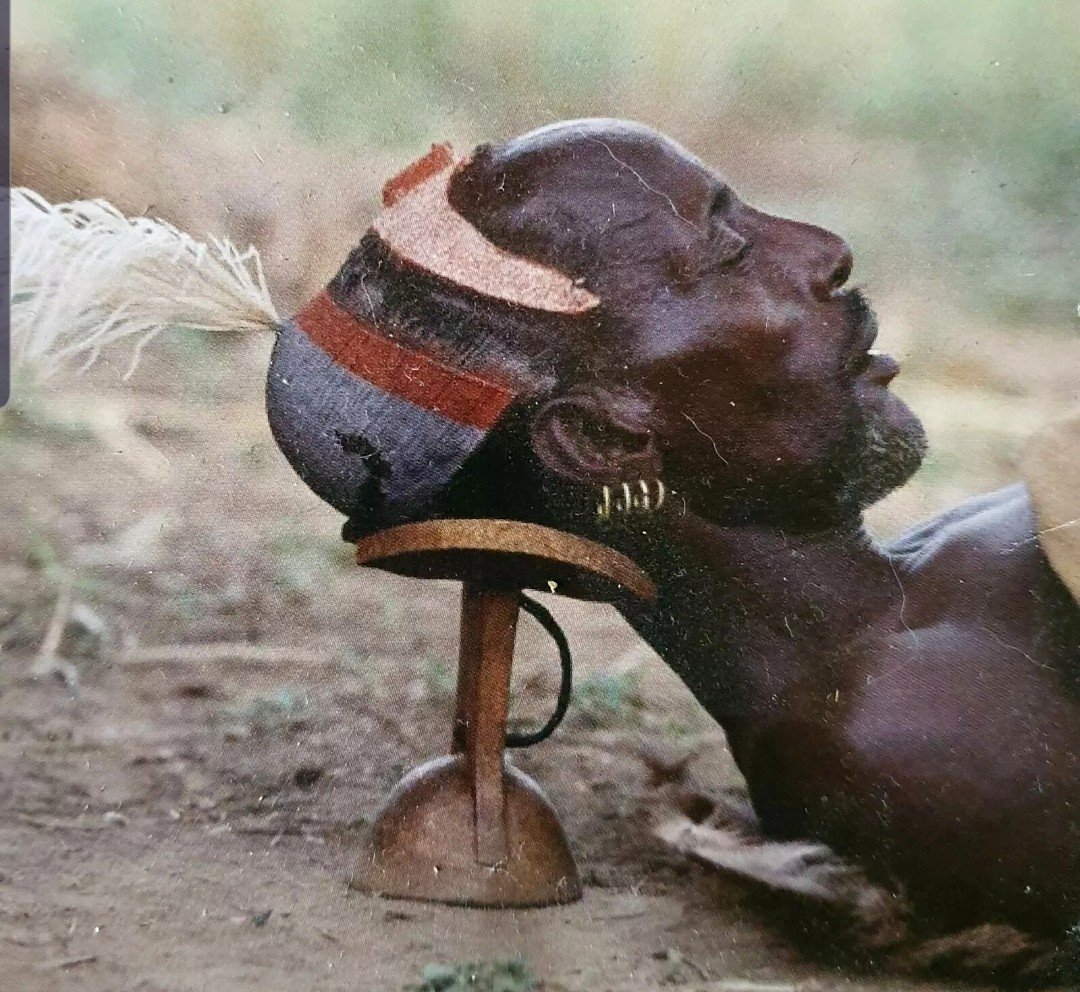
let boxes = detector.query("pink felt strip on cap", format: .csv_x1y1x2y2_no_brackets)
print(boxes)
373,144,600,316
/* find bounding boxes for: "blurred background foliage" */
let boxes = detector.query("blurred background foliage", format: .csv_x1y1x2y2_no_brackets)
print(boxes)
14,0,1079,327
9,0,1080,535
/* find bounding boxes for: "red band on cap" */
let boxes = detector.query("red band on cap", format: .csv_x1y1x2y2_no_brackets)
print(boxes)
294,290,516,431
382,143,455,207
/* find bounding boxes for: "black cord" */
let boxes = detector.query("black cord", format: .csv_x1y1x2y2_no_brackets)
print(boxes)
505,593,573,748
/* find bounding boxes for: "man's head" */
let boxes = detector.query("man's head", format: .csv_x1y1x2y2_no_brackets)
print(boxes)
268,119,927,537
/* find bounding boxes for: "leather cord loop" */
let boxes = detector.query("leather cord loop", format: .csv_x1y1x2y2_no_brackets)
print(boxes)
505,593,573,748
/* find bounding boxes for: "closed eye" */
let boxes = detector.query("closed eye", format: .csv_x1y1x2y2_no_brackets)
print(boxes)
727,235,751,266
704,222,751,271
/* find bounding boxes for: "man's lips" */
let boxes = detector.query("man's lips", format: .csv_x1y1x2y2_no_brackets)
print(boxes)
849,344,900,386
847,316,899,385
855,314,878,354
862,349,900,386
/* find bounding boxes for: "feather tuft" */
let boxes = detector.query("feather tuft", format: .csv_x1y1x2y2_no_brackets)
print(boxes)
10,188,280,380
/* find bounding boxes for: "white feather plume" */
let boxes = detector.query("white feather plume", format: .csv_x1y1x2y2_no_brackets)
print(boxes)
10,188,280,380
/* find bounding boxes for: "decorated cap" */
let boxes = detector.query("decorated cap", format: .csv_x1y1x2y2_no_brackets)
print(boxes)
266,145,599,530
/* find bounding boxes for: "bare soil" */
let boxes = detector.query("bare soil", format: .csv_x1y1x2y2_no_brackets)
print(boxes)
5,333,1072,992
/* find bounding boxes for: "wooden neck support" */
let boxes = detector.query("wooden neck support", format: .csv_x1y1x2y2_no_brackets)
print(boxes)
350,519,655,908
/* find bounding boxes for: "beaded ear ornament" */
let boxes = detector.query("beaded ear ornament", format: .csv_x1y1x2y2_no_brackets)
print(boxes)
596,479,670,521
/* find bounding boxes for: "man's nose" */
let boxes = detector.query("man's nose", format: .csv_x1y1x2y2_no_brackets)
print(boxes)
760,211,854,301
805,227,853,301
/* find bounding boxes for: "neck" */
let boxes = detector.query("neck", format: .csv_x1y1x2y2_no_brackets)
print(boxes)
598,503,898,738
442,435,899,735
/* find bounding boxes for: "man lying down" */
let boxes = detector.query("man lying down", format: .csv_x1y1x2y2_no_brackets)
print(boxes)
266,120,1079,976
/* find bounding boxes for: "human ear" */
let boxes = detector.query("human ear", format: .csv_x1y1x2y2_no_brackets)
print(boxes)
529,385,661,484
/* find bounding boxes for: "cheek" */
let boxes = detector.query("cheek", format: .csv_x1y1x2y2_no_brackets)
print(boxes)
657,377,852,479
764,379,853,466
761,327,853,464
726,368,856,472
647,314,853,474
730,341,854,469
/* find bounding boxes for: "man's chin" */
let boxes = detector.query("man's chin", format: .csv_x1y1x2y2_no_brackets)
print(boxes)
841,390,928,508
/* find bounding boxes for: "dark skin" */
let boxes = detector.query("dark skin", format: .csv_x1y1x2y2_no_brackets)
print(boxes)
342,120,1080,937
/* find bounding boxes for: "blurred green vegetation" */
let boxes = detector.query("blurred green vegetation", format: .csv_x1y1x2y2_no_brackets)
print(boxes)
13,0,1078,326
228,685,311,732
572,665,646,729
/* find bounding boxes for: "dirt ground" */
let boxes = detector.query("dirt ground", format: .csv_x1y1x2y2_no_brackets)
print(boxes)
3,321,1077,992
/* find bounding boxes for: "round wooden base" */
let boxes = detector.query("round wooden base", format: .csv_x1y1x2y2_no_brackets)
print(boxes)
353,754,581,908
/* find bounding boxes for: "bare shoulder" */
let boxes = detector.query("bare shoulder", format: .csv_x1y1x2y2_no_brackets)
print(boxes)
885,483,1036,571
878,482,1079,683
878,483,1078,639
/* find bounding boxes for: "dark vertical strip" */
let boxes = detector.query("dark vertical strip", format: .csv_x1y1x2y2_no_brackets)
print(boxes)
0,0,9,407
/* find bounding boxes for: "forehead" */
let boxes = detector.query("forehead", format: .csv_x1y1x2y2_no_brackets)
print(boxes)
493,119,722,216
